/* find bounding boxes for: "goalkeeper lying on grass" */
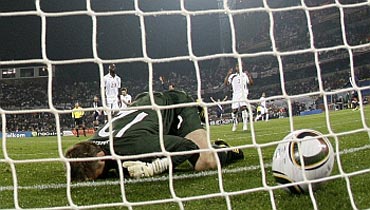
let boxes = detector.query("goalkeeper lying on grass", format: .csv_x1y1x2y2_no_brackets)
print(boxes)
65,90,243,181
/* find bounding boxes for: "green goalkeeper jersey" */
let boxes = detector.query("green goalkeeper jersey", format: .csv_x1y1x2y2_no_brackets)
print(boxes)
89,90,203,167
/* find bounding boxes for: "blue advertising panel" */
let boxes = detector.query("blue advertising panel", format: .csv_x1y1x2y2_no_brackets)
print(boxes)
0,131,33,138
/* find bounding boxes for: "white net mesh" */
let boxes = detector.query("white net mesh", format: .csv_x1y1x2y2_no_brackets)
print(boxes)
1,0,370,209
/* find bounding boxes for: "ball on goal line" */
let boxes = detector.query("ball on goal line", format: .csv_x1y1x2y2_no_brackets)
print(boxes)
272,129,335,194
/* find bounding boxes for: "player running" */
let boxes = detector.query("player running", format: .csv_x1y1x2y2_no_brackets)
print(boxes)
65,90,244,181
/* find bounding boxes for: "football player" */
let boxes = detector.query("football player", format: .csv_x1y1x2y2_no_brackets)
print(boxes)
92,96,103,131
255,92,269,122
65,90,244,181
103,64,121,111
120,87,132,109
224,62,254,131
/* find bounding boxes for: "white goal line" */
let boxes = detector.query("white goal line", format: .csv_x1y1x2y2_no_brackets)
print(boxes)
1,144,369,192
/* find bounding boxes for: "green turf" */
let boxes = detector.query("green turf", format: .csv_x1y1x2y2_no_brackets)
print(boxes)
1,106,369,209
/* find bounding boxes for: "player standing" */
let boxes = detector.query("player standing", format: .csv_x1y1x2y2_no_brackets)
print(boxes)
72,102,86,137
224,62,254,131
120,88,132,109
92,96,103,131
103,64,121,113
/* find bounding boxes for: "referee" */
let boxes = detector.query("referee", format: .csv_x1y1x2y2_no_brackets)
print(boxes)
72,102,86,137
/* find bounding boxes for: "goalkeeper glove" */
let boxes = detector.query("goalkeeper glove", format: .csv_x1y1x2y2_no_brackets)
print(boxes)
122,158,169,178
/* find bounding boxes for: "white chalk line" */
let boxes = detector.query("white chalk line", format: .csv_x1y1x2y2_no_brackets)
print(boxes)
1,144,370,192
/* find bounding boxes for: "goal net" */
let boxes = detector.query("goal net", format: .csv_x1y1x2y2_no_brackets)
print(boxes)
1,0,370,209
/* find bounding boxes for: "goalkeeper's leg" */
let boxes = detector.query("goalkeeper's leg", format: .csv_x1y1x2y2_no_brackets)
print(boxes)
185,129,218,170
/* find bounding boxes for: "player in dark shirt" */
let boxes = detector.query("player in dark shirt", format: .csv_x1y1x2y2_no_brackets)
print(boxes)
65,90,243,181
92,96,104,130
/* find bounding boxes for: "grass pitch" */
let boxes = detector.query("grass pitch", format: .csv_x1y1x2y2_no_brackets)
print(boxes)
1,106,369,210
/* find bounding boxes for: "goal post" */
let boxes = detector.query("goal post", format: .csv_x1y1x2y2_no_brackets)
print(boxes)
1,0,370,209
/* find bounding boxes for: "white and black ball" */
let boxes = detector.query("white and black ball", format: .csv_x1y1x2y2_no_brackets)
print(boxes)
272,129,335,194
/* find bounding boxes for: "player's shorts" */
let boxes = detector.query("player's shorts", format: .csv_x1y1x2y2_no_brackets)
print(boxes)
94,111,104,122
260,106,268,115
74,118,84,127
107,102,120,111
93,111,100,120
216,108,224,118
231,92,249,110
107,96,120,110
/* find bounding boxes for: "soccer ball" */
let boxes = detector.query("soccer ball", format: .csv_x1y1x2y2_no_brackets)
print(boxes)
272,129,335,194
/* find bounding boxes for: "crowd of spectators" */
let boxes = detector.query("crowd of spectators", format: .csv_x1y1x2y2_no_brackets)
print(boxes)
2,59,368,132
235,1,369,52
1,1,369,132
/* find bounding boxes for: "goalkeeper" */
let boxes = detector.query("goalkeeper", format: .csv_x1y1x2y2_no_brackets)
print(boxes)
65,90,244,181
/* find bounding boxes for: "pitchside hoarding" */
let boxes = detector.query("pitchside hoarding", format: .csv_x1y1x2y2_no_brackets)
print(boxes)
0,131,33,138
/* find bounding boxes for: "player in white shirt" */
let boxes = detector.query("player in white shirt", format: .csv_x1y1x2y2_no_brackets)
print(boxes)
103,64,121,112
255,92,269,122
224,62,254,131
120,87,132,109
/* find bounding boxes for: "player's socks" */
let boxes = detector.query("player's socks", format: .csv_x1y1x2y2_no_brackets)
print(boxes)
231,113,238,131
232,123,237,132
255,115,259,122
242,110,248,131
76,129,79,137
212,140,244,166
